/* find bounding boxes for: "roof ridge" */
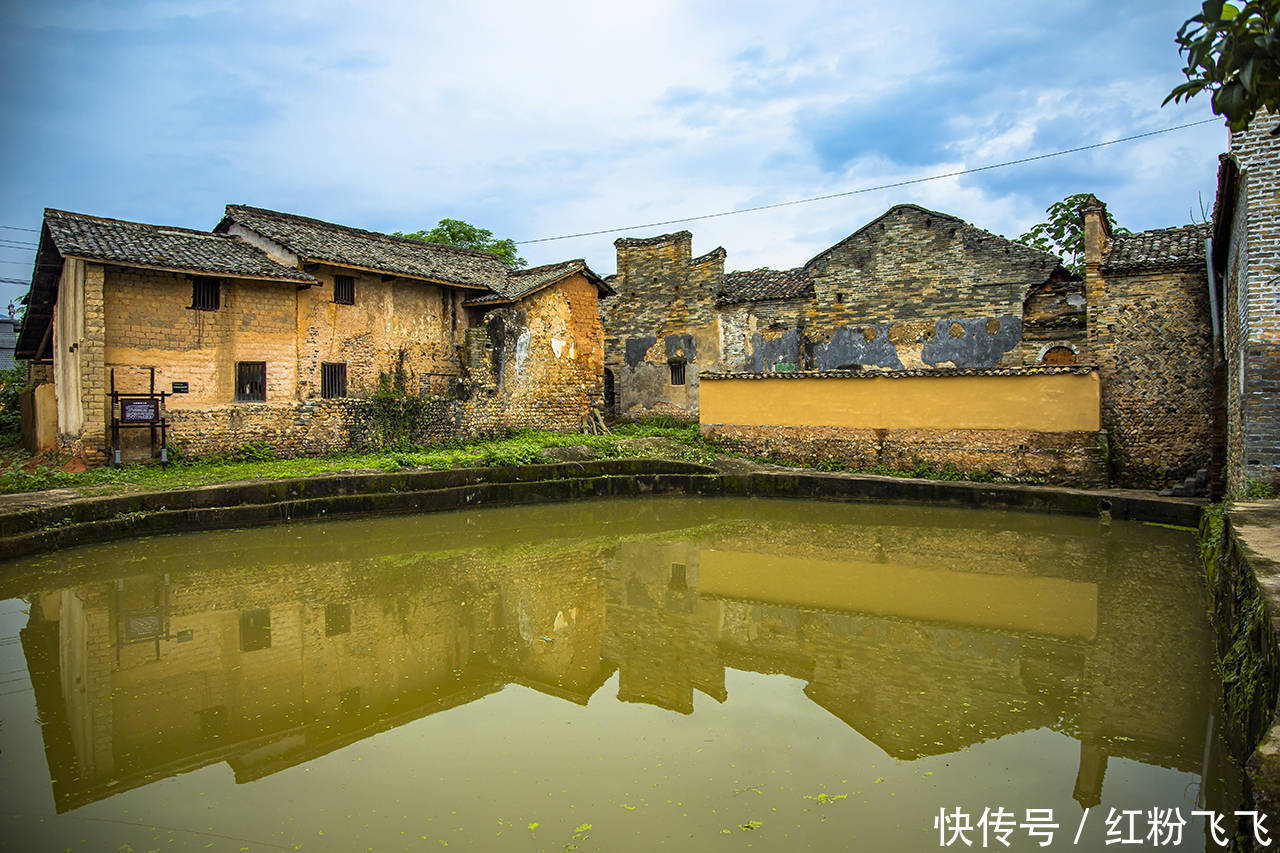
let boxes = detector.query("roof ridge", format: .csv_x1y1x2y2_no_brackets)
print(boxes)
45,208,224,237
223,204,510,262
512,259,582,275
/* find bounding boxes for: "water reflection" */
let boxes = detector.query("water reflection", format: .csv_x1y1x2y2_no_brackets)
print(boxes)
3,497,1238,848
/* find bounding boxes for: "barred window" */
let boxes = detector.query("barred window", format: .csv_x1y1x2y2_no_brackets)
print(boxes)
235,362,266,402
321,362,347,398
670,362,686,386
239,609,271,652
191,276,220,311
325,602,351,636
333,274,355,305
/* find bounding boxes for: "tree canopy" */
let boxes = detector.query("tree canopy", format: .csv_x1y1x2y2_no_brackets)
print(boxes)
394,219,527,269
1016,194,1129,275
1165,0,1280,130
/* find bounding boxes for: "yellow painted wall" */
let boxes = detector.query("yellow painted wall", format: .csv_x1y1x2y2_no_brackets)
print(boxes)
700,371,1100,432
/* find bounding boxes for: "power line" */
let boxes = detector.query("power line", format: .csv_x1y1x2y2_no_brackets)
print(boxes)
0,277,30,285
516,118,1220,244
0,225,37,233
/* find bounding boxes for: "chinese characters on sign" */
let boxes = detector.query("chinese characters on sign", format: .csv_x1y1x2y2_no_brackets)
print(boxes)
934,807,1270,847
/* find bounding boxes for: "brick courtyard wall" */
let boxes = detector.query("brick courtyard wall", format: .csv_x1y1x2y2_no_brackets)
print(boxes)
1225,112,1280,492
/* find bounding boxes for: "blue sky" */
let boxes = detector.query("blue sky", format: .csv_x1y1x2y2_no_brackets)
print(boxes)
0,0,1228,308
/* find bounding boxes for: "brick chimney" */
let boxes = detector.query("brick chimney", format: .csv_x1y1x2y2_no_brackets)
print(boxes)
1078,195,1111,370
1079,194,1111,270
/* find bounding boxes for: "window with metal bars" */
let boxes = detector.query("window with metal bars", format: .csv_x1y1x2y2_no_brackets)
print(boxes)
191,276,220,311
235,361,266,402
239,609,271,652
670,362,686,385
333,274,355,305
325,602,351,636
321,362,347,398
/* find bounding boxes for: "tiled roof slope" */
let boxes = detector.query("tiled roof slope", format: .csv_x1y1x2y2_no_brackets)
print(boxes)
43,209,316,282
463,259,612,306
1102,223,1211,273
719,267,812,304
220,205,508,289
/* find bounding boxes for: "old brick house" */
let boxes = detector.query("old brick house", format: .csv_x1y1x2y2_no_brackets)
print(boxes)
602,204,1083,419
605,202,1215,489
1212,111,1280,495
16,206,610,462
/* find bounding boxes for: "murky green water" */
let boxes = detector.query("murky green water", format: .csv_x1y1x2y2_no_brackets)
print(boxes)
0,497,1241,851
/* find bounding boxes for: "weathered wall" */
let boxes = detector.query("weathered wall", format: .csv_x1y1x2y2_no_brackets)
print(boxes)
298,264,468,398
20,383,57,453
1225,112,1280,494
103,266,298,408
602,232,725,418
802,206,1061,370
1088,265,1214,489
603,207,1068,419
699,369,1100,432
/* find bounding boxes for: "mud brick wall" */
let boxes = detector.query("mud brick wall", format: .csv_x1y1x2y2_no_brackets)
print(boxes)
1225,112,1280,493
601,232,725,417
298,264,468,399
1089,266,1214,489
463,273,605,433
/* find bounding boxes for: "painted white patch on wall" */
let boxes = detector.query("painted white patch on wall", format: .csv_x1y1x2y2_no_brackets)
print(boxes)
551,337,567,358
515,329,531,373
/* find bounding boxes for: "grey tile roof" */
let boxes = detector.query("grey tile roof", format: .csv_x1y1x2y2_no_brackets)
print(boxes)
463,259,612,306
43,209,316,282
1102,223,1211,273
220,205,509,289
719,267,812,304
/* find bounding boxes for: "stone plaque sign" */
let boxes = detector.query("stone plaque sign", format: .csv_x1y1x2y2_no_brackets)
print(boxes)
171,381,189,394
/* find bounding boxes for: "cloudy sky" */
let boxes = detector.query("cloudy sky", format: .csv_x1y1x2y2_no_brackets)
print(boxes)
0,0,1228,307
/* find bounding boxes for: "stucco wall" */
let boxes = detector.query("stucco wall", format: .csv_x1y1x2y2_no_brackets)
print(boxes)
700,370,1100,432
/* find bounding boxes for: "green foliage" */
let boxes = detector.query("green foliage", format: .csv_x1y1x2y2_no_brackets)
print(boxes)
394,218,527,269
1165,1,1280,131
1016,193,1130,274
0,364,30,446
227,441,277,463
480,441,544,466
1241,478,1280,499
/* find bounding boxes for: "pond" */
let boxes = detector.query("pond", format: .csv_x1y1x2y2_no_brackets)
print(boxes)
0,497,1241,851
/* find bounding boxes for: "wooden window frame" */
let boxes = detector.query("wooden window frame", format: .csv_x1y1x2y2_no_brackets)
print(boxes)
321,362,348,399
190,276,221,311
670,362,686,386
332,274,355,305
235,361,266,402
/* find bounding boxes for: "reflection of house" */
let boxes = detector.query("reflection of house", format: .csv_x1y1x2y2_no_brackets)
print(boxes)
16,501,1226,813
15,206,611,462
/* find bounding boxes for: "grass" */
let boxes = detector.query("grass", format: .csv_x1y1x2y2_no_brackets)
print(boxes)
0,420,714,497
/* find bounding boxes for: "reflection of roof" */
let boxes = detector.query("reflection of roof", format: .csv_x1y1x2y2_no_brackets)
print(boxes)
219,204,509,289
462,259,612,307
1102,223,1211,273
719,267,811,304
42,209,316,282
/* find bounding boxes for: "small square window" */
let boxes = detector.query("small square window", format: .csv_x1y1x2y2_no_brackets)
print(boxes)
191,277,220,311
325,602,351,636
670,362,686,386
670,563,687,590
235,362,266,402
333,274,355,305
239,608,271,651
321,363,347,399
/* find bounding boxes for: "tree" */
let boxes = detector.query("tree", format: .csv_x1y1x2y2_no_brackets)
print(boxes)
1165,0,1280,130
394,219,527,269
1016,194,1129,275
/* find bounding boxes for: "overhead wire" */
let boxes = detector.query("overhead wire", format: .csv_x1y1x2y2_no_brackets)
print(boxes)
515,117,1220,244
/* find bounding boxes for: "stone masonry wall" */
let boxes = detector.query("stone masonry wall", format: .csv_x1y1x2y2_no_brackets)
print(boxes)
602,232,725,418
1226,111,1280,492
1089,266,1214,489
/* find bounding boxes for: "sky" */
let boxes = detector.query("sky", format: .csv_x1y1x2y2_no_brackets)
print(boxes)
0,0,1230,309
